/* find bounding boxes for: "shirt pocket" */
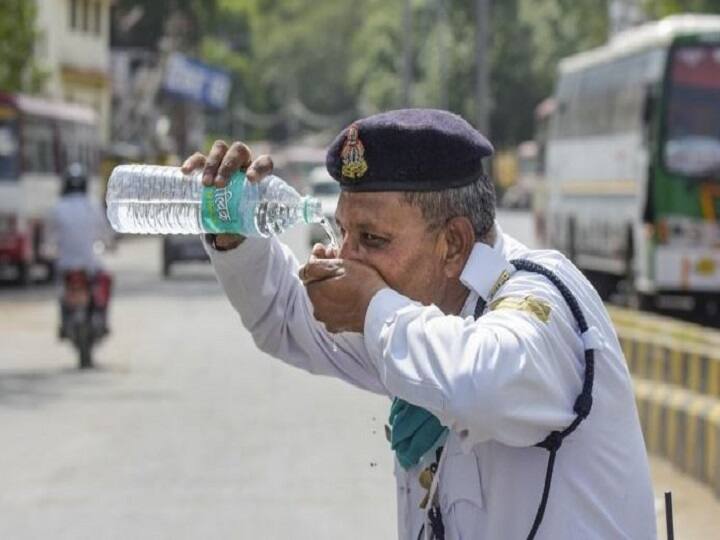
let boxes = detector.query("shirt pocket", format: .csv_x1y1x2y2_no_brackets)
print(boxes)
439,452,484,540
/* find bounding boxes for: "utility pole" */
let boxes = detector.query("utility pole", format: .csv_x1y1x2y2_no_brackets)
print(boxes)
475,0,490,135
402,0,413,107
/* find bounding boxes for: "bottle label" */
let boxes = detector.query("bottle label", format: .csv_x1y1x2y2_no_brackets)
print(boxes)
200,172,245,233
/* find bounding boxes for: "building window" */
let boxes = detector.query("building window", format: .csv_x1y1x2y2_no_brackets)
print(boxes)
69,0,78,29
93,1,101,35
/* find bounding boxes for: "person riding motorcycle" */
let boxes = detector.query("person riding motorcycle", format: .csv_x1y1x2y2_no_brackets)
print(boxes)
47,163,113,339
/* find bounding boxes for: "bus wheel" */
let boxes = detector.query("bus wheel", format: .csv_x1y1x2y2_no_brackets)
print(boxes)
44,261,56,283
628,291,653,312
16,262,31,287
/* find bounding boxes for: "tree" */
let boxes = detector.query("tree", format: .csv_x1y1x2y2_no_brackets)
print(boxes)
0,0,44,92
112,0,720,145
492,0,608,145
349,0,608,147
249,0,363,115
205,0,367,139
348,0,404,114
642,0,720,17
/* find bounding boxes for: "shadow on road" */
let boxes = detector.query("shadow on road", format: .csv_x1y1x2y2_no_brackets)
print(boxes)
0,365,171,409
113,270,223,299
0,268,222,303
0,281,56,303
0,367,97,408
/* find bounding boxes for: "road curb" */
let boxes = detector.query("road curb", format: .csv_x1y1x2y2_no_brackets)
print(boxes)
610,307,720,496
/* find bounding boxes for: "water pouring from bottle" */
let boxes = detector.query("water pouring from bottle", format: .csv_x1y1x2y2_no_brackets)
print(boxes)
319,218,339,254
318,217,340,352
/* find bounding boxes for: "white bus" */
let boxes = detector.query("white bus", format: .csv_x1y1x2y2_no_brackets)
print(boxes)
545,15,720,317
0,93,101,284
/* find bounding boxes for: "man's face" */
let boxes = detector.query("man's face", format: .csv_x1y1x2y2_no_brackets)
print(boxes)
334,191,449,306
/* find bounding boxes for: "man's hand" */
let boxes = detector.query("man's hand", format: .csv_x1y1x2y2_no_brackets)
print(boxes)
181,140,274,250
300,244,387,333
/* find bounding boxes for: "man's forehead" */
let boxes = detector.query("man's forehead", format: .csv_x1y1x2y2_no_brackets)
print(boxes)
336,191,418,226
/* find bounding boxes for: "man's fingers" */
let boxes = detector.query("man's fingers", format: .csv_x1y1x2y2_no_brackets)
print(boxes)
215,142,253,187
325,244,339,258
181,152,206,174
311,243,339,260
246,154,274,183
202,140,229,186
299,259,344,285
311,243,333,259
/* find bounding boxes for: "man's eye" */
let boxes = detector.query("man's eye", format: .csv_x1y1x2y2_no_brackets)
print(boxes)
361,233,387,246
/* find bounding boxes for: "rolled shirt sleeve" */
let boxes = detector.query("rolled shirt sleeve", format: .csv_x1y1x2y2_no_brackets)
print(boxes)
206,236,389,396
363,286,581,448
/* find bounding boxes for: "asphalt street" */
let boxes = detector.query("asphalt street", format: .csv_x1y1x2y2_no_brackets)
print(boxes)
1,210,718,539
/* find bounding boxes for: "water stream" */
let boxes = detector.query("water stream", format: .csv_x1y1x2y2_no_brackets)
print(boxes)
319,218,340,351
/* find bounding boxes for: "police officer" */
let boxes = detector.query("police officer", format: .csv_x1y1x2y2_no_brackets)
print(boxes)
184,109,656,539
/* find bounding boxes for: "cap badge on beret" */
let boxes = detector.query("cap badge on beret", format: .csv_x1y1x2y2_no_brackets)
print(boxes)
340,124,368,181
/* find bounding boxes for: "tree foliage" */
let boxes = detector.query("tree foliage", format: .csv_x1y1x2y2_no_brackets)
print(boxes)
642,0,720,17
116,0,720,145
0,0,44,93
206,0,612,145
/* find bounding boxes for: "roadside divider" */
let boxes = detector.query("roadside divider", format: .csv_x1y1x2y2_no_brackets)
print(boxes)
608,306,720,495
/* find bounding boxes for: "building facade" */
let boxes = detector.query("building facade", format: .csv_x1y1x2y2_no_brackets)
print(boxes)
34,0,112,144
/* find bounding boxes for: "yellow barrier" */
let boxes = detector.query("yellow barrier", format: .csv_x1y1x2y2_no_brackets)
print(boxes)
612,311,720,398
611,307,720,496
634,380,720,495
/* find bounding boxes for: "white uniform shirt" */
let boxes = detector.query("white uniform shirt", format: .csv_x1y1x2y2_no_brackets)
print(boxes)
206,224,656,539
47,194,109,272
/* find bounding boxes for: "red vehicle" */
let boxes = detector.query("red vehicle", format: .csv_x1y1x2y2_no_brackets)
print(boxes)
0,92,100,284
61,269,111,369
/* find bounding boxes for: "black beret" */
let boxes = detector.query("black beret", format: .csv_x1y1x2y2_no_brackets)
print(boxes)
326,108,493,192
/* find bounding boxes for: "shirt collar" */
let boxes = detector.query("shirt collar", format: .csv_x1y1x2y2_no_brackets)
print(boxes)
459,223,516,304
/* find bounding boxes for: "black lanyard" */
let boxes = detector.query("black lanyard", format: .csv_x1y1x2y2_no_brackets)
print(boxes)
425,259,595,540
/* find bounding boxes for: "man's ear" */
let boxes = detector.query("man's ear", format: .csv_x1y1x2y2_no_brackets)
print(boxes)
442,217,475,278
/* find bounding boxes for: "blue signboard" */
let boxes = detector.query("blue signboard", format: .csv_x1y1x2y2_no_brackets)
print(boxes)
163,53,232,109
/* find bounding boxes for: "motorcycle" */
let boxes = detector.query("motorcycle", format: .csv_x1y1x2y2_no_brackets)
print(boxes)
59,270,112,369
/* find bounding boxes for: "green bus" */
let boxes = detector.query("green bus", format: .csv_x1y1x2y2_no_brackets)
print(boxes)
545,15,720,318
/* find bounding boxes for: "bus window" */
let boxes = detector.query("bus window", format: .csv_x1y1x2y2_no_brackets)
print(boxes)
611,54,645,134
0,120,19,180
553,71,581,139
23,118,56,173
59,122,85,170
553,49,666,142
663,44,720,176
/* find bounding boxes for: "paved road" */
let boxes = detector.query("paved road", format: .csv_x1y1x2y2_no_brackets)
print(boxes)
0,211,718,539
0,229,395,539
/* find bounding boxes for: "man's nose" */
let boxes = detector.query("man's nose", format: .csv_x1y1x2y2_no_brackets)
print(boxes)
338,238,359,261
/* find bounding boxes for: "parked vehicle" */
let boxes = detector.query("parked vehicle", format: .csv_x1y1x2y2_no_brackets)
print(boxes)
545,15,720,316
162,235,209,277
0,93,101,284
59,270,111,369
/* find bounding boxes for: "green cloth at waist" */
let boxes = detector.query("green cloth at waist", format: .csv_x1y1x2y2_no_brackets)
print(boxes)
389,397,448,470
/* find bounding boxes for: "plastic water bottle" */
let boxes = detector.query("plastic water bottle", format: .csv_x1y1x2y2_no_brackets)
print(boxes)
105,164,323,236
